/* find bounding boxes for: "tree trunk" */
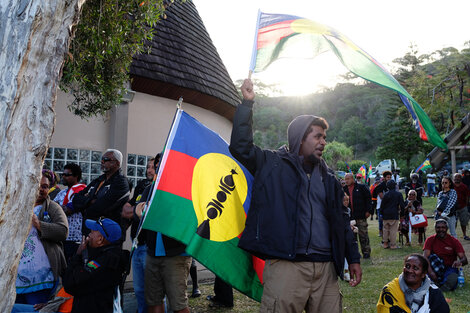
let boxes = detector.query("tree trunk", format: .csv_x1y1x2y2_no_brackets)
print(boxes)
0,0,84,311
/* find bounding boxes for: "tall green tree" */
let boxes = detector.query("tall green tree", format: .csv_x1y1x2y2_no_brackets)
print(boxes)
322,141,353,170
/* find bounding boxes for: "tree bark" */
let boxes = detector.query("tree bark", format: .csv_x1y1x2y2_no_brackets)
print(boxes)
0,0,84,311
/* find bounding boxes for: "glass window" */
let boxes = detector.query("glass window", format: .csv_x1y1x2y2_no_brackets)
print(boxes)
91,151,102,163
80,162,90,174
79,150,90,162
91,163,101,175
46,148,53,159
137,155,146,166
54,148,65,160
127,166,136,177
128,154,136,165
137,166,145,177
43,159,52,170
53,160,65,172
67,149,78,160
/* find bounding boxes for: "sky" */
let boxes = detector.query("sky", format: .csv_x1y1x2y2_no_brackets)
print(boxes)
193,0,470,95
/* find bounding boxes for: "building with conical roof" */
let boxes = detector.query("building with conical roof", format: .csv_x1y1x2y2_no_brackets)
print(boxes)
49,0,240,187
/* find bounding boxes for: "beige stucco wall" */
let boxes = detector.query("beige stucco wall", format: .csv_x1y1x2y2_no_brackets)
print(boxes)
51,90,233,163
126,92,233,157
52,91,111,150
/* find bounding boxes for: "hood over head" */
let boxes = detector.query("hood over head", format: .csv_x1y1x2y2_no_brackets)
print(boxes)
287,115,321,155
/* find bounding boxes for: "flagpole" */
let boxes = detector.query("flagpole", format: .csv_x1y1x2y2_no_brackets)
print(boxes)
130,102,184,256
248,9,261,73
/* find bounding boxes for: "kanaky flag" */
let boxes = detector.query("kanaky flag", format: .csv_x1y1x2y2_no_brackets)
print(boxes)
141,109,264,301
415,158,432,173
358,165,366,179
249,11,447,150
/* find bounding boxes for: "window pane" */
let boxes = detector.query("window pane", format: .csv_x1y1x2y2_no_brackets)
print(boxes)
54,148,65,160
137,166,145,177
82,174,90,185
128,154,136,165
137,155,146,166
80,162,90,174
46,148,53,159
91,151,102,163
43,159,52,170
79,150,90,162
91,163,101,175
127,166,136,177
67,149,78,161
53,160,65,172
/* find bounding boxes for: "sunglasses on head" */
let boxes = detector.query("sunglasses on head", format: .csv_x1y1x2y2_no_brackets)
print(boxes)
101,156,114,162
97,217,109,238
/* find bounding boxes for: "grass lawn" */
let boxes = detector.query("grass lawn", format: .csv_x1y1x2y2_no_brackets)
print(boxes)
188,195,470,312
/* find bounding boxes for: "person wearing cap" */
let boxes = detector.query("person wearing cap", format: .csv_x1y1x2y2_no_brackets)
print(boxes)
63,218,127,313
72,149,130,236
423,219,468,291
355,173,364,184
229,79,361,313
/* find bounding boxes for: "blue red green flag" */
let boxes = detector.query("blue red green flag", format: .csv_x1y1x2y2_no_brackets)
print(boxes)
415,158,432,173
249,11,447,150
141,109,264,301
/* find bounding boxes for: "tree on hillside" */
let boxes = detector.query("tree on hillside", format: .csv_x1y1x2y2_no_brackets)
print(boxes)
0,1,165,310
323,141,353,170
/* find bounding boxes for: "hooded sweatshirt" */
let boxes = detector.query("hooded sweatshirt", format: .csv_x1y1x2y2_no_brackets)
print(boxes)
287,115,331,259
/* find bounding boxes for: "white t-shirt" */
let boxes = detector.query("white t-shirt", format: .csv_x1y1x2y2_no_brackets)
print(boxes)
427,173,436,184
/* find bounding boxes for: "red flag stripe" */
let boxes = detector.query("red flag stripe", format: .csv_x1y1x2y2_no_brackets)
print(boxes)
158,150,198,200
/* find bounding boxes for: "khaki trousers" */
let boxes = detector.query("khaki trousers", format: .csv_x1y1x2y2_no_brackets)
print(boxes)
383,220,399,247
260,260,341,313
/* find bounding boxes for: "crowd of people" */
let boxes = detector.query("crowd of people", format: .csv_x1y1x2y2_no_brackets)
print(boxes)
13,78,470,313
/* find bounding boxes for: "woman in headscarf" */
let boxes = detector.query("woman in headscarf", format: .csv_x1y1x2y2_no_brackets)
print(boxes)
377,254,449,313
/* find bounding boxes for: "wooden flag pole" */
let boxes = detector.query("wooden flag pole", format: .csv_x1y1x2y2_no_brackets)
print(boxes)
248,70,252,80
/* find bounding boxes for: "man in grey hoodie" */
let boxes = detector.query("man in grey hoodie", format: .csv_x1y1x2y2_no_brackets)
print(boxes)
229,79,362,313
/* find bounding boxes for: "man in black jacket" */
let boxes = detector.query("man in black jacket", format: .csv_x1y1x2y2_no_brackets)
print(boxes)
381,180,405,249
63,218,127,313
343,173,372,259
72,149,130,236
229,79,361,313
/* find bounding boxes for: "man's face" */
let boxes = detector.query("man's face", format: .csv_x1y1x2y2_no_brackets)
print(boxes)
435,223,448,238
453,174,462,186
61,168,76,187
37,176,50,203
87,230,105,248
384,174,392,182
344,174,354,186
299,125,326,160
146,160,156,180
101,152,119,174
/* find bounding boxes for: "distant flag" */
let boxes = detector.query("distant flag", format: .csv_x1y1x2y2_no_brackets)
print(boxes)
345,161,352,173
358,165,366,179
367,161,373,184
415,158,432,173
141,109,263,301
249,11,447,150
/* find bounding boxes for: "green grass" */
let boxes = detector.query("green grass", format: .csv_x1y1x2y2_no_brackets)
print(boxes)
188,195,470,312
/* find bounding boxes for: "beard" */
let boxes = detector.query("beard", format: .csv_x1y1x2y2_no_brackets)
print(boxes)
306,153,321,166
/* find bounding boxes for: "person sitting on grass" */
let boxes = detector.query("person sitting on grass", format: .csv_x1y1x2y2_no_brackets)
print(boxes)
423,219,468,292
377,253,449,313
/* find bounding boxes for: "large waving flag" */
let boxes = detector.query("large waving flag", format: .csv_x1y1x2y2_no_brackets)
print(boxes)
249,11,447,150
415,158,432,173
141,109,264,301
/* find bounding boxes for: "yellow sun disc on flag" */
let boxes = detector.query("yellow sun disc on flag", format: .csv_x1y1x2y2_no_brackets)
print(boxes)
192,153,248,242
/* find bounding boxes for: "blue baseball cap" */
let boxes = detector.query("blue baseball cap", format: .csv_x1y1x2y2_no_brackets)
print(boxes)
85,218,122,243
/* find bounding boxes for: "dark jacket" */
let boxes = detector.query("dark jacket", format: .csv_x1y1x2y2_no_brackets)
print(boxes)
129,179,152,244
63,244,127,313
229,100,360,278
343,183,372,220
381,180,404,220
404,181,424,204
73,170,130,225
